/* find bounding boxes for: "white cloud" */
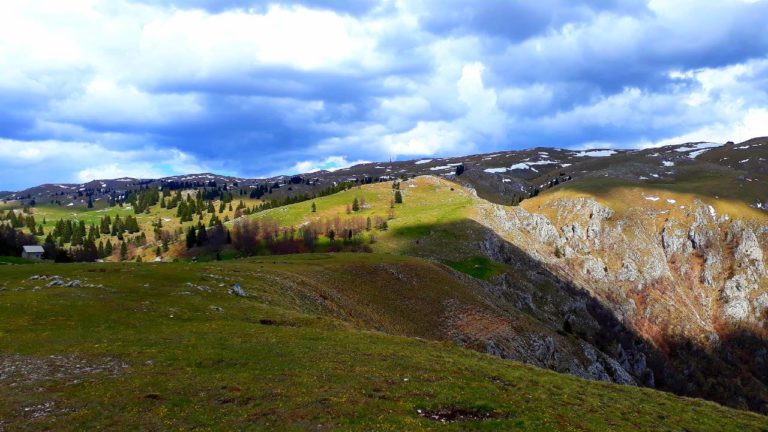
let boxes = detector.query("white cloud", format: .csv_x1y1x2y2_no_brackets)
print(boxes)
288,156,370,174
649,108,768,147
2,0,768,188
50,78,203,126
382,121,465,156
136,5,380,79
0,138,211,185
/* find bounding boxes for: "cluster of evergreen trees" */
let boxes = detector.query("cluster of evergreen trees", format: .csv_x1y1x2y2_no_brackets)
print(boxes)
0,225,37,256
127,188,160,214
0,210,43,234
49,215,140,248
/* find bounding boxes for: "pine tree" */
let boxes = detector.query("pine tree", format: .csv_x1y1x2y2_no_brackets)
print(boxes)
105,239,113,256
185,227,197,249
196,227,207,247
155,246,161,257
366,216,372,231
311,202,316,213
119,242,128,261
394,190,403,204
352,198,360,212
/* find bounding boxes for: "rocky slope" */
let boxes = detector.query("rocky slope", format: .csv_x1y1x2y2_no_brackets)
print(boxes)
472,187,768,412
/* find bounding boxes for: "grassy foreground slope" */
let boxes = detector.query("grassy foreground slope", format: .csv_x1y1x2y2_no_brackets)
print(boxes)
1,255,766,431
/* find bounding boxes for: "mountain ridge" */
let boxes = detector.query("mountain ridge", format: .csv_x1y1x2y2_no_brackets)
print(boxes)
4,137,767,212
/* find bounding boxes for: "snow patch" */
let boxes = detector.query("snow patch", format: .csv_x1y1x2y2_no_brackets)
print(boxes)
573,150,616,157
662,161,674,167
644,196,660,201
429,163,462,171
674,142,723,158
414,159,433,165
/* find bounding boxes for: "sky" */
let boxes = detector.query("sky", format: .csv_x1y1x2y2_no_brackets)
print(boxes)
1,0,768,190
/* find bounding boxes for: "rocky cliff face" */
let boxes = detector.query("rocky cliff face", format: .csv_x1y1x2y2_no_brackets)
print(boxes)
474,194,768,411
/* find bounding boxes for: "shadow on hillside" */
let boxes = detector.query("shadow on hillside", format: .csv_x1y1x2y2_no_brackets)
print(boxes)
390,218,768,414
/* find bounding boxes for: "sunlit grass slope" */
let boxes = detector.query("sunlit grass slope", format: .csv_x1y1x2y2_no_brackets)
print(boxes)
1,255,766,431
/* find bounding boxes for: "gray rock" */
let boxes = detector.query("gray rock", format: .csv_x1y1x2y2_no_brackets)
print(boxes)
617,260,639,282
46,277,64,287
582,256,608,280
229,284,247,297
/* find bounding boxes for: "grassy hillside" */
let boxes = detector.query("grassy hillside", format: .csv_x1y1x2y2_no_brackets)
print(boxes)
526,165,768,223
252,176,477,255
1,255,766,431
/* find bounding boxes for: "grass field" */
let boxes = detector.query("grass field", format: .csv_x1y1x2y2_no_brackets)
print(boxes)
542,165,768,221
1,255,766,431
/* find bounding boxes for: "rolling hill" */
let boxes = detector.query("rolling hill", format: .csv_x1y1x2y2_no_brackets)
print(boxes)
1,256,766,430
1,137,767,428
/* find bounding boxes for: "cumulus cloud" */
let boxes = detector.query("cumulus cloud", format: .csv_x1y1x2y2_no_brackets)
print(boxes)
1,0,768,189
0,138,212,188
287,156,371,174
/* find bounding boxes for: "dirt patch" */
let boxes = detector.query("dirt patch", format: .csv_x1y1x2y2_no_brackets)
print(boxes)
417,407,511,423
0,354,129,387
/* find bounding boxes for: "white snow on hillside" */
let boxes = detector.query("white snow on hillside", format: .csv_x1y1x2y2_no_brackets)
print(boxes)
429,163,461,171
673,142,723,158
573,150,616,157
414,159,433,165
485,159,560,173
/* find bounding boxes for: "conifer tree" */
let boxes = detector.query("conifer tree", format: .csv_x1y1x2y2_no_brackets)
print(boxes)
394,190,403,204
352,198,360,212
311,202,316,213
119,242,128,261
197,227,207,247
186,226,197,249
